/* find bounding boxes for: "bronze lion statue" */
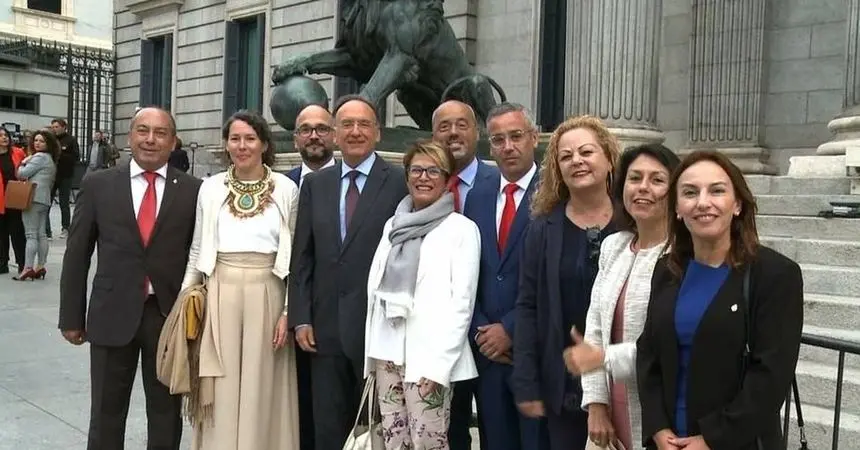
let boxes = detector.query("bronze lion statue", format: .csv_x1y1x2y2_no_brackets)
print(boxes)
271,0,505,129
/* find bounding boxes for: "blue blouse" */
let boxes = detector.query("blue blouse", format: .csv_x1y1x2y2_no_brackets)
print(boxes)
674,260,730,436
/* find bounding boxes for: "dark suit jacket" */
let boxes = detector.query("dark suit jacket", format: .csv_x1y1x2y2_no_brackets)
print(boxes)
286,166,301,186
288,154,408,363
636,247,803,450
464,172,537,367
59,163,202,346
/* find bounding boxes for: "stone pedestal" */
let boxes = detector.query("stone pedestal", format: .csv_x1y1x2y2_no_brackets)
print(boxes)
681,0,775,174
563,0,664,150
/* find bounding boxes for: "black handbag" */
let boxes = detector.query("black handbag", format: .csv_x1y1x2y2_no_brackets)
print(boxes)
742,266,808,450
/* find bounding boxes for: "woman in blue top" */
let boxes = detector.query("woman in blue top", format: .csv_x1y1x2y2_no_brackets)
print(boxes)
636,151,803,450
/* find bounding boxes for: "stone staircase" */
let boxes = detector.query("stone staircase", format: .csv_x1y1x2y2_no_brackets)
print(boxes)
748,175,860,449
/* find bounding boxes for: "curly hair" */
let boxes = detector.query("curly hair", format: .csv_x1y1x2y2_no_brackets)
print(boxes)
30,130,61,163
530,115,621,217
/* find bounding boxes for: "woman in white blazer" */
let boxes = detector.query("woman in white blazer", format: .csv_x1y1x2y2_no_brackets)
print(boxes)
563,144,680,450
364,140,480,450
181,110,300,450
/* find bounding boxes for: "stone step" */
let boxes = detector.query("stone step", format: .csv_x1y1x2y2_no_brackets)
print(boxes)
783,403,860,450
799,326,860,370
794,360,860,415
804,294,860,331
756,194,859,216
757,215,860,241
746,175,851,196
761,236,860,267
801,264,860,297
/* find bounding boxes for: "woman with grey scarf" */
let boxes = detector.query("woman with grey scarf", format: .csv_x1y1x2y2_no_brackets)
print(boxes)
363,140,481,450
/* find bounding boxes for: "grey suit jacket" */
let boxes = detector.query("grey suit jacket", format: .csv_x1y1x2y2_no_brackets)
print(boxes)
16,152,56,206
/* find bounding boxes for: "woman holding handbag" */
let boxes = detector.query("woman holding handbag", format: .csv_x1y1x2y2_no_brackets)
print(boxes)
364,140,481,450
0,128,27,276
13,130,59,281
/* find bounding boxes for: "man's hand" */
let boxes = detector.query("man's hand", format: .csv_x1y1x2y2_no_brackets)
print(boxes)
273,315,289,350
490,352,513,365
295,325,317,352
669,435,710,450
653,429,682,450
563,327,605,375
476,323,511,360
62,330,86,346
516,400,545,418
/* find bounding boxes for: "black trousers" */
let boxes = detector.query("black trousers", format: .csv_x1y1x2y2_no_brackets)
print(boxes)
296,346,316,450
87,297,182,450
311,353,364,450
545,408,587,450
0,209,25,270
449,379,485,450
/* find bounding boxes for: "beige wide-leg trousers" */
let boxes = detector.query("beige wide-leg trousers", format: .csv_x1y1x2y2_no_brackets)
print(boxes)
193,252,300,450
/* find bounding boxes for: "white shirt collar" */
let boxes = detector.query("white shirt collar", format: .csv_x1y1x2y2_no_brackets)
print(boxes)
300,157,336,180
129,158,168,179
499,162,537,194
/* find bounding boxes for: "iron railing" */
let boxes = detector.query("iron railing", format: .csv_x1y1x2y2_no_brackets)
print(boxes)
783,333,860,450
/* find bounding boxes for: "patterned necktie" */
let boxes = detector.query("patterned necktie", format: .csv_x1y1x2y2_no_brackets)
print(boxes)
138,171,158,246
345,170,360,230
497,183,518,254
448,175,462,213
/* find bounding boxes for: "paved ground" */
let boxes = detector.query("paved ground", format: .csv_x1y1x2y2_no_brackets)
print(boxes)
0,206,192,450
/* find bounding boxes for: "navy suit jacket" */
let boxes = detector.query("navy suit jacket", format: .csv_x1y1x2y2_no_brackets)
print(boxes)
285,166,301,186
463,172,538,367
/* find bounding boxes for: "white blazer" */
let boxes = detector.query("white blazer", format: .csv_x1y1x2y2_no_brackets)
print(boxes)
181,170,299,304
363,212,481,387
580,231,668,446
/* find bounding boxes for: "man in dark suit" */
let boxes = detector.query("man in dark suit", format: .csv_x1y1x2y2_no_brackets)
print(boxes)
289,95,408,450
432,99,498,450
286,104,337,189
59,107,202,450
464,103,548,450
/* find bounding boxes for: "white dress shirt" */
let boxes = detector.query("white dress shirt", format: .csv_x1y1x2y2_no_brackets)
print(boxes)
129,159,168,294
299,157,336,188
495,162,537,232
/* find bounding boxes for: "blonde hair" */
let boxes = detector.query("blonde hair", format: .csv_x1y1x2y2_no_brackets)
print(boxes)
530,115,621,217
402,139,456,178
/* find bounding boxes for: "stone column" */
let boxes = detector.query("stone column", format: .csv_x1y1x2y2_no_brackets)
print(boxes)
563,0,664,150
816,0,860,157
682,0,774,174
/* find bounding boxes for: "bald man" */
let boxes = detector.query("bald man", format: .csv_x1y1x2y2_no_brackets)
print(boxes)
60,107,202,450
286,104,337,188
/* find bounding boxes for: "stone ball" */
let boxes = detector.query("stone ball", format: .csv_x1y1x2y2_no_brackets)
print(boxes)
269,75,330,131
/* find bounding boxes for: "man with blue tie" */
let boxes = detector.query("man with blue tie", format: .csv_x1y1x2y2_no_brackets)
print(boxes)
464,102,548,450
432,99,498,450
286,104,337,189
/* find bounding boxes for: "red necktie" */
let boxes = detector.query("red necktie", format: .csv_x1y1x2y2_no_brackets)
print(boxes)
498,183,518,254
448,175,462,213
138,171,158,246
345,170,360,231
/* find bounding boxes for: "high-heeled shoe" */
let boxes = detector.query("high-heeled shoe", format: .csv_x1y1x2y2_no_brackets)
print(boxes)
12,268,37,281
34,267,46,279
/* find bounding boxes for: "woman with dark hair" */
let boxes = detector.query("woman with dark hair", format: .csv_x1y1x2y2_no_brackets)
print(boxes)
562,144,680,450
513,115,619,450
0,127,27,275
637,150,803,450
13,130,59,280
182,110,301,449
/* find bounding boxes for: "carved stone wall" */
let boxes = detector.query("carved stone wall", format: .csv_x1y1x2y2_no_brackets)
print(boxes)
684,0,774,173
564,0,663,148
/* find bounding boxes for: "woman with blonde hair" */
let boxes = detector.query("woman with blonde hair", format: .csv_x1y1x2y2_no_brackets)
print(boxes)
513,115,619,450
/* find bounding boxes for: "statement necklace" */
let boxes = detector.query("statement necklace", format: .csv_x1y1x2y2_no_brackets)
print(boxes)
225,165,275,218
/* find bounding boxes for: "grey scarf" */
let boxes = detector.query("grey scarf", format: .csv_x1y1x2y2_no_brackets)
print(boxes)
375,192,455,323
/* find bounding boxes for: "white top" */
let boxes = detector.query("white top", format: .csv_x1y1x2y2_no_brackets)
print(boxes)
364,213,481,386
129,159,167,294
495,163,537,232
216,202,280,254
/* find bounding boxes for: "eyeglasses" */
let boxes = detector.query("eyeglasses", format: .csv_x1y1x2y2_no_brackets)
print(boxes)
407,165,447,180
585,226,601,267
489,129,532,148
295,125,332,137
338,119,376,131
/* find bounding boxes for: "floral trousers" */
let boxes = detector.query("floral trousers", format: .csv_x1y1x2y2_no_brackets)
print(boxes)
375,360,453,450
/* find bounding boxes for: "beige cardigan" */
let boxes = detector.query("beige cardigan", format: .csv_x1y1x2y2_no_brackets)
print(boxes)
180,170,299,306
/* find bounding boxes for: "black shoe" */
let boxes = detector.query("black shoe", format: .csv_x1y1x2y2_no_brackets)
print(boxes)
0,266,8,275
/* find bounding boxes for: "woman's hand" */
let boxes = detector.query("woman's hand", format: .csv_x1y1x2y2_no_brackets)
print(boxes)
653,429,682,450
669,435,710,450
416,377,439,398
563,327,605,375
516,400,545,418
272,315,289,350
586,404,616,447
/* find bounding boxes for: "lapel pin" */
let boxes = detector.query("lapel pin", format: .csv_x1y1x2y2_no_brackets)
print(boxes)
172,178,177,184
730,304,738,312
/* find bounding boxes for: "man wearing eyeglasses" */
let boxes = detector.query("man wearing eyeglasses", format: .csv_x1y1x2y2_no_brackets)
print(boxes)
287,104,337,189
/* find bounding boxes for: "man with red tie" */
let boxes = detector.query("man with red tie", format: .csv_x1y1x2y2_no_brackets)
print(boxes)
59,107,202,450
463,102,548,450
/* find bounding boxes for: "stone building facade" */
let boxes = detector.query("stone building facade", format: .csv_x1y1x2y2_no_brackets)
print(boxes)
112,0,855,176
